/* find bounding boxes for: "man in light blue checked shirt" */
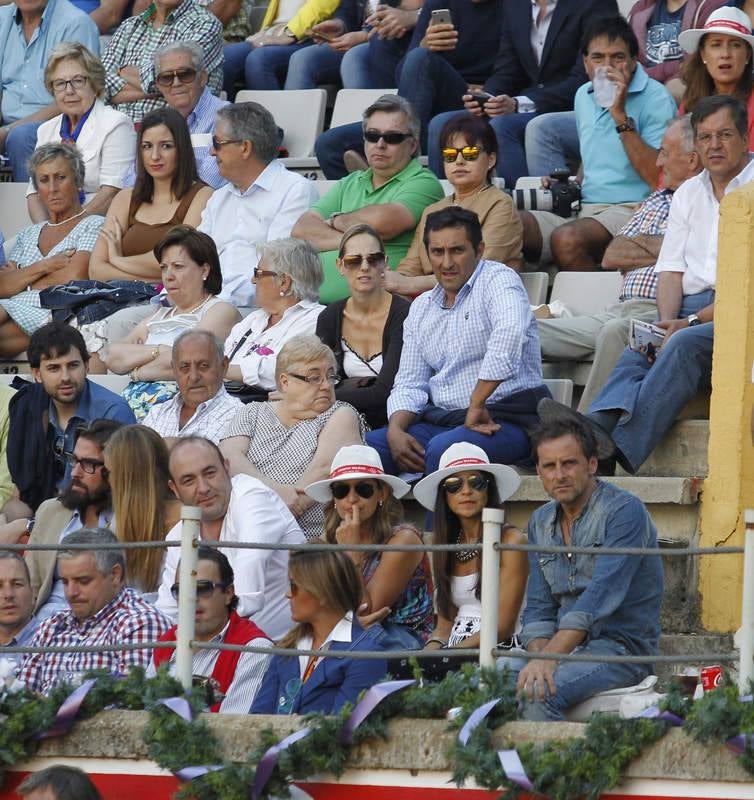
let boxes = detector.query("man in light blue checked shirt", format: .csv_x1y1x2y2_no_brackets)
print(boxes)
366,206,549,476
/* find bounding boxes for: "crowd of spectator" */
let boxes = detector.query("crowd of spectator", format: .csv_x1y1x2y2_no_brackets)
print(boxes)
0,0,748,723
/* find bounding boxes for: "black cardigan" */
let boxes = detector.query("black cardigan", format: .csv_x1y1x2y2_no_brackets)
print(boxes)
316,294,410,429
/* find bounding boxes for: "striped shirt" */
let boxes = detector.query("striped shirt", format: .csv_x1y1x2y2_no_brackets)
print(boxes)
19,588,170,695
387,260,543,416
617,188,672,302
186,88,229,190
102,0,223,122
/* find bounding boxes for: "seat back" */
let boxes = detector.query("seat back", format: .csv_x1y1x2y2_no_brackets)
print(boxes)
235,89,327,157
543,378,573,407
329,89,397,129
0,183,31,239
520,272,548,306
550,271,622,316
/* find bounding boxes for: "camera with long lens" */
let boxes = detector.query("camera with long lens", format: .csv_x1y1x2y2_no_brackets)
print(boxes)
512,168,582,218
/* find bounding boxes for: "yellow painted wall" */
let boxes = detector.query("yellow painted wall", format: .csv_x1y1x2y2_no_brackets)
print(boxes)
699,185,754,631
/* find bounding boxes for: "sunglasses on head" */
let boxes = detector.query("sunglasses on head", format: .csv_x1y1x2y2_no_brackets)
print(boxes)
341,252,385,269
363,130,413,145
441,145,482,163
156,67,198,86
442,474,490,494
170,579,229,600
331,481,376,500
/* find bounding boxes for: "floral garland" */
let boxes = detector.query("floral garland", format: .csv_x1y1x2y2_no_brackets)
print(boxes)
2,662,754,800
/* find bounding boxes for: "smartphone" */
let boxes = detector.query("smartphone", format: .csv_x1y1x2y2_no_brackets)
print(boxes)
469,91,493,109
304,28,336,42
430,8,452,26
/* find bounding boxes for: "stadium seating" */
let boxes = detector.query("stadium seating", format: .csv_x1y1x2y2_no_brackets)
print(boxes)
0,183,31,239
329,89,397,130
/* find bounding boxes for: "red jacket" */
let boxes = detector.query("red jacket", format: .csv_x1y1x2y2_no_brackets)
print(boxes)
628,0,728,84
154,611,268,712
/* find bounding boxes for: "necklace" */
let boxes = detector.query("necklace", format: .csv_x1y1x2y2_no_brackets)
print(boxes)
169,295,212,317
45,208,86,228
455,531,478,563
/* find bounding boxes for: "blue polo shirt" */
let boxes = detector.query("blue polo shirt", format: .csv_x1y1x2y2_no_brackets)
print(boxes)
576,63,677,204
0,0,99,124
49,378,135,485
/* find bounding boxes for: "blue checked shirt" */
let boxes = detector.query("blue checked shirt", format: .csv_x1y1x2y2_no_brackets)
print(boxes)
617,188,672,302
387,260,544,417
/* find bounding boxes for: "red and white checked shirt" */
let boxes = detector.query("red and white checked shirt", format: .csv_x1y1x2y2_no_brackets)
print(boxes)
20,588,170,695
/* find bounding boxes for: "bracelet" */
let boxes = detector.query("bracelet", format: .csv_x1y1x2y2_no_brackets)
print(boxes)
150,345,160,361
426,636,448,647
131,367,140,382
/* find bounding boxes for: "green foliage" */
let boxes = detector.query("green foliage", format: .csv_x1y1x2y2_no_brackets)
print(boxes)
658,680,694,719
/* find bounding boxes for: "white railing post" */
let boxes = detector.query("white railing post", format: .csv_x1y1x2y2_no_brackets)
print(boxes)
479,507,504,670
175,505,201,692
739,509,754,693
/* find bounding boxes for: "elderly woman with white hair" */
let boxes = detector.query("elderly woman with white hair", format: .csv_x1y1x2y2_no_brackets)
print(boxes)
0,143,104,358
221,335,365,539
223,238,324,402
28,42,136,223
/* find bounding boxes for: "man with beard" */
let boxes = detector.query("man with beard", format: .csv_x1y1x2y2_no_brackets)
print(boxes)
25,420,123,621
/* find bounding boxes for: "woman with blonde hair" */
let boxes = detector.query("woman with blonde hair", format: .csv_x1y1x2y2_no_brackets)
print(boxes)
251,547,389,715
104,425,181,597
307,445,433,648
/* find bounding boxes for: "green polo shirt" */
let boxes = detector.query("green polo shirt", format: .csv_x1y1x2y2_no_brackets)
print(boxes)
313,159,444,303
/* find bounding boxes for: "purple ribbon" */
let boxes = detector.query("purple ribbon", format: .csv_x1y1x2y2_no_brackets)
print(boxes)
726,734,753,755
159,696,193,722
38,679,96,739
158,697,226,781
175,765,225,781
637,706,684,726
340,679,415,745
251,727,311,800
498,749,534,792
458,697,500,746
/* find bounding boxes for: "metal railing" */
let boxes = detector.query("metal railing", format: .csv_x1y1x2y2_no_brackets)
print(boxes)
1,503,751,695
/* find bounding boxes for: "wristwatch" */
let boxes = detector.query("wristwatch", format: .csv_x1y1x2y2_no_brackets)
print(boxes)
687,313,702,327
615,117,636,134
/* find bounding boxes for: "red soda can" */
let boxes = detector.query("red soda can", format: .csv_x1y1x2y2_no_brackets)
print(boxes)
701,665,723,692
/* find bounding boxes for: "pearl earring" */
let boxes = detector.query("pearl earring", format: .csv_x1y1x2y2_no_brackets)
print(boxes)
279,290,285,296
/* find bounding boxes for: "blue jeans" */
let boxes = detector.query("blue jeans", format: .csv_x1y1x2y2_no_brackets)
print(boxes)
500,638,650,721
222,41,311,92
5,120,42,182
589,290,715,472
397,49,467,152
524,110,580,176
314,121,364,179
365,420,531,476
428,110,536,188
340,35,408,88
285,43,344,89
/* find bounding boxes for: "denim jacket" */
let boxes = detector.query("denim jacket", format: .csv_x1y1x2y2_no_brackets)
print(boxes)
521,480,663,657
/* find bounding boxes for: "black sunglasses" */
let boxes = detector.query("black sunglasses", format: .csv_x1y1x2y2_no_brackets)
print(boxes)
442,474,490,494
331,481,376,500
170,579,229,600
341,252,385,269
363,130,413,145
156,67,198,86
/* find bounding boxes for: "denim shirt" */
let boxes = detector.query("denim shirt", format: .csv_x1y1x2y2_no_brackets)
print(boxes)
522,480,663,658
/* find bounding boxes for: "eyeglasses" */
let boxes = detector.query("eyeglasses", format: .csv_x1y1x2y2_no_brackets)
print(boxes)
64,453,108,475
441,145,482,163
288,579,299,595
253,267,279,280
363,130,413,145
331,481,376,500
156,67,198,87
287,372,339,386
211,136,243,150
341,252,385,269
170,579,230,600
51,75,88,93
442,474,490,494
695,130,738,145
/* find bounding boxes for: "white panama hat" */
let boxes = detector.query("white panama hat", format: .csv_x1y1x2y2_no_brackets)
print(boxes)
305,444,411,503
678,7,754,53
412,442,521,511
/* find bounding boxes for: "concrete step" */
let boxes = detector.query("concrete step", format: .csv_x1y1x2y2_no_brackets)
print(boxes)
618,419,710,478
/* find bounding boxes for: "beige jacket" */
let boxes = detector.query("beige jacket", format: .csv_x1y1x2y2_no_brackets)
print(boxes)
26,499,75,613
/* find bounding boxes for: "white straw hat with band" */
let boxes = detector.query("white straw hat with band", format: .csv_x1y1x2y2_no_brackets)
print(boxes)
412,442,521,511
305,444,412,502
678,7,754,53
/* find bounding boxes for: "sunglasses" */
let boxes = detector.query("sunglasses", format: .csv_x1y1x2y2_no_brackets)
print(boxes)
289,579,299,595
170,579,229,600
442,474,490,494
211,136,243,150
331,481,376,500
156,67,198,86
253,267,278,279
441,145,482,163
341,252,385,269
363,130,413,145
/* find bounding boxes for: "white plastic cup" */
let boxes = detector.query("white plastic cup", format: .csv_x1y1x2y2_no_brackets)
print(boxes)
593,66,617,109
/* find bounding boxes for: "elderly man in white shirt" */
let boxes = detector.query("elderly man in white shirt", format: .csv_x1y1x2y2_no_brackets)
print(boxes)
197,102,319,308
141,330,242,445
156,436,305,639
224,238,324,396
582,95,754,474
